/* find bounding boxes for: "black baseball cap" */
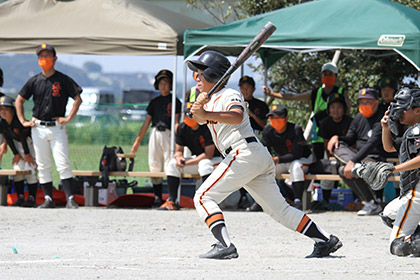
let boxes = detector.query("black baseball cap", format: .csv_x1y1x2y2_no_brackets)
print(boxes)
379,77,398,90
154,69,173,90
358,88,379,100
239,76,255,87
266,104,288,117
36,43,56,56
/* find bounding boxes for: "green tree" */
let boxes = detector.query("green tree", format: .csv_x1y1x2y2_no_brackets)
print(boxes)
186,0,420,126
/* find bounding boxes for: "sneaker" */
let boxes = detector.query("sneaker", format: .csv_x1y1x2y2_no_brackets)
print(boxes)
12,195,25,207
66,198,79,209
152,196,164,208
246,202,262,212
158,200,179,210
306,235,343,258
199,242,239,259
21,196,37,208
357,200,382,216
38,198,56,209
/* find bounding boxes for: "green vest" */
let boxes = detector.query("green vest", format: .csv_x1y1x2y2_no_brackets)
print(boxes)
311,87,344,143
189,86,197,102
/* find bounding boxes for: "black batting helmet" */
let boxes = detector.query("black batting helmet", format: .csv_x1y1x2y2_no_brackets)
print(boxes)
0,95,15,107
187,51,231,83
0,68,3,87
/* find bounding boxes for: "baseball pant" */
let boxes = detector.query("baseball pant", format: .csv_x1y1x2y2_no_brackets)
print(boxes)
32,124,73,184
386,183,420,243
274,156,312,182
166,156,222,178
12,138,37,184
194,141,305,231
148,127,171,185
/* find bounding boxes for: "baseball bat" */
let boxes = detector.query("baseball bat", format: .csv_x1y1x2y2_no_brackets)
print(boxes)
187,21,277,118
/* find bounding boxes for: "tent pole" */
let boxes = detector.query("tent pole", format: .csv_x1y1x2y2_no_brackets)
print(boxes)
170,55,178,156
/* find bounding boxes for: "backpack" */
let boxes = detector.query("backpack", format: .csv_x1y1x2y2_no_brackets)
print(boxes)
99,146,133,188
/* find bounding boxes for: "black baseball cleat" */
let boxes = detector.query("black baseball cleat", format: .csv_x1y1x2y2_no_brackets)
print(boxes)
199,242,239,259
66,198,79,209
306,235,342,258
12,196,25,207
21,196,37,208
37,199,56,209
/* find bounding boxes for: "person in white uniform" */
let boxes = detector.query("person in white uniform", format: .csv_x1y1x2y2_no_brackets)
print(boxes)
189,50,343,259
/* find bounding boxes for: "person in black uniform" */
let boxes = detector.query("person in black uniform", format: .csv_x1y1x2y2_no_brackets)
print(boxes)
316,93,353,203
131,69,182,206
0,68,7,162
159,103,221,210
15,43,82,209
261,105,312,210
239,76,269,136
0,96,38,207
328,88,385,216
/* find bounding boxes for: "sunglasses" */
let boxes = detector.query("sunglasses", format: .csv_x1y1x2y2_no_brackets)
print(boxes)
193,72,199,82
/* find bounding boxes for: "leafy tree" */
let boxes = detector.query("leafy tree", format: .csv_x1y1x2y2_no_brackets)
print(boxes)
83,61,102,73
186,0,420,126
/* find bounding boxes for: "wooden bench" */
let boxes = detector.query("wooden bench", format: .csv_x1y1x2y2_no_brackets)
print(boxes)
0,170,32,206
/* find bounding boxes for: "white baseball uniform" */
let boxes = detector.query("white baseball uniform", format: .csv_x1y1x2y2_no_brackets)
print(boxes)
194,88,305,231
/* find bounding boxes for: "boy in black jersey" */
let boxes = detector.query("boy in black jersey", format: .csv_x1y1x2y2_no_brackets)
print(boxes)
0,96,38,207
261,105,312,209
130,70,182,206
159,103,221,210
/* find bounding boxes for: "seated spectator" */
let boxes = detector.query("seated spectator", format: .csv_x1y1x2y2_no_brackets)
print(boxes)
327,88,385,216
316,93,353,203
239,76,269,137
0,96,38,207
159,103,221,210
378,76,399,107
261,105,312,209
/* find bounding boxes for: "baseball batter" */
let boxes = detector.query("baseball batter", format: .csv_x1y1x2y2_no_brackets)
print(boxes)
189,50,342,259
0,96,38,207
15,43,82,209
131,69,182,205
375,87,420,256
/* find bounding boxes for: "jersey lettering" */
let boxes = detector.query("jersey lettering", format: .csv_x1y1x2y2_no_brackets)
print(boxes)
52,82,61,97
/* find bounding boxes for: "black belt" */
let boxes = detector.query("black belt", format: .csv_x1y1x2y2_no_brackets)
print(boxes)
225,137,257,155
39,121,56,127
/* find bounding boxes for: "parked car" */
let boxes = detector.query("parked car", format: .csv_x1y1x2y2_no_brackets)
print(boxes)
119,89,159,121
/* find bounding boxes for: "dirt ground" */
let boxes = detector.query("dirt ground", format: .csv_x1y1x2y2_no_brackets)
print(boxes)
1,207,419,280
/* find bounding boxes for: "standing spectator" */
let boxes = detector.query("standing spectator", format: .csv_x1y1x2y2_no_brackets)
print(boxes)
189,50,341,259
15,43,82,209
327,88,385,216
239,76,269,137
263,62,350,162
316,93,353,203
131,69,182,206
262,105,312,209
159,102,221,210
0,96,38,207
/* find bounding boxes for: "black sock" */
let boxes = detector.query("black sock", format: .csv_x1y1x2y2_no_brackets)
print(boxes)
14,181,24,196
153,183,162,199
292,181,305,201
296,215,329,243
322,189,332,203
167,176,180,202
205,213,231,247
375,189,384,202
41,182,53,199
61,178,74,199
28,183,38,198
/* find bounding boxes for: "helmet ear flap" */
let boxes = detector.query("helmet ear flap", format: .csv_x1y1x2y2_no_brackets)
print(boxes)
203,67,222,83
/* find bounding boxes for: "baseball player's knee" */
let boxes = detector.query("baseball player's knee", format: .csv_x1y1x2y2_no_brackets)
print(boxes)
289,160,305,181
151,177,163,185
390,237,413,256
198,159,213,176
166,158,181,177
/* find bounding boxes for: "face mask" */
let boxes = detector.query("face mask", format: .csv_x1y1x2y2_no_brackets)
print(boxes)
38,57,54,71
322,76,336,87
270,118,287,131
359,100,379,118
184,116,198,127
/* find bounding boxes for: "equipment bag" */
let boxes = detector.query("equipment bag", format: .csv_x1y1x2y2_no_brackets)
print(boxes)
99,146,134,188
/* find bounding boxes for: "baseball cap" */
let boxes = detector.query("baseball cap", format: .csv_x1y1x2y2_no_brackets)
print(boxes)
321,62,338,74
379,77,398,90
154,69,173,90
238,76,255,87
266,104,288,117
358,88,379,100
36,43,56,56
